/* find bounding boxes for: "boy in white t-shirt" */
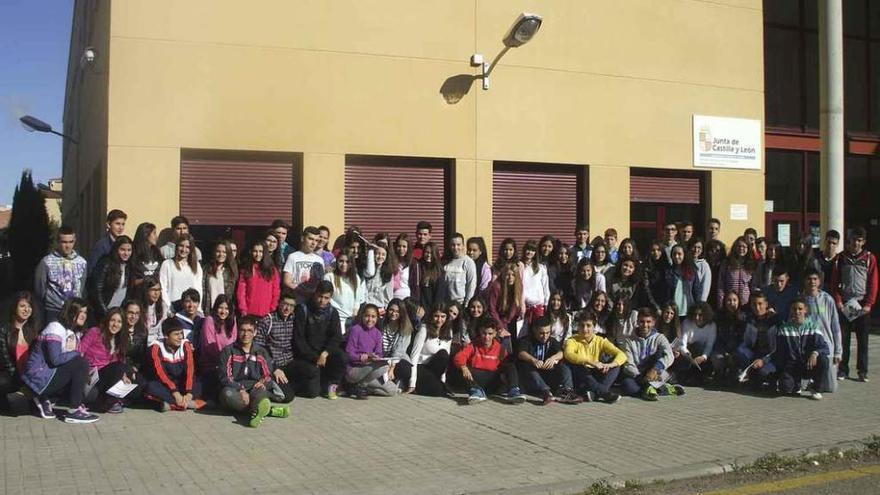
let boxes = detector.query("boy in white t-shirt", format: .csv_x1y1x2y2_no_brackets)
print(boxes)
283,226,326,303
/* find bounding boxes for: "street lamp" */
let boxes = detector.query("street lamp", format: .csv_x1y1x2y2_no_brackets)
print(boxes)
19,115,78,144
472,13,543,90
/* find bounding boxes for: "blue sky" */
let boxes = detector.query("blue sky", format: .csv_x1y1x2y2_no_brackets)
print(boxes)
0,1,73,205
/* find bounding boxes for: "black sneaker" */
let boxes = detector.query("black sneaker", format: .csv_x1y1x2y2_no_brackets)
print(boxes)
599,392,621,403
64,406,99,424
858,373,869,383
354,386,370,400
33,397,55,419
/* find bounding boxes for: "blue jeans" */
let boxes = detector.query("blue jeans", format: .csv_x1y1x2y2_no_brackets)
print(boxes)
568,363,620,395
517,361,573,394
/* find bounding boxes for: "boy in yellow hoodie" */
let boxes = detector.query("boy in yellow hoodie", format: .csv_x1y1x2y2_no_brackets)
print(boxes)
564,311,627,403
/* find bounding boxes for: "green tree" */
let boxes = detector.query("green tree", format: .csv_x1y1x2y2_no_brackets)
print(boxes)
8,170,50,291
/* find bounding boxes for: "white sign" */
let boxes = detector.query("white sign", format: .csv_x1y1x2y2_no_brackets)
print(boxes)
730,203,748,221
777,223,791,247
764,200,774,213
693,115,762,170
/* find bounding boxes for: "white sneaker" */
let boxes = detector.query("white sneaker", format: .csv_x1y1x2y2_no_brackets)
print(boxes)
809,391,823,401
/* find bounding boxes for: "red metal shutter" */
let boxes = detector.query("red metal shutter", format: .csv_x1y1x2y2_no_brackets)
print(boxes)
630,175,701,204
492,167,579,254
180,159,295,226
344,157,447,246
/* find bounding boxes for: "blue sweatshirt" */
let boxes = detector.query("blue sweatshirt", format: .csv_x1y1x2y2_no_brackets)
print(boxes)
773,319,830,368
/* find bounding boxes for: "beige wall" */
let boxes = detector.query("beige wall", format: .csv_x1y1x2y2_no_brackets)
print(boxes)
66,0,765,244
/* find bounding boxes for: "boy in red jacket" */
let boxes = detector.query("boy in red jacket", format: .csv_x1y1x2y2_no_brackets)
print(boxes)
453,321,524,404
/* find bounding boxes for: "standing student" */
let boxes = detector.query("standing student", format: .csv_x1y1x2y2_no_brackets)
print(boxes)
773,299,830,399
707,218,722,242
446,301,469,348
493,238,520,274
345,303,398,400
671,302,717,385
570,225,593,263
466,237,493,297
218,316,288,426
465,297,490,345
619,308,680,400
814,230,840,292
282,226,325,304
485,264,524,348
591,243,615,277
159,234,203,309
604,229,620,264
363,244,395,311
414,305,453,397
743,228,759,260
666,245,703,318
88,209,127,276
716,236,756,309
689,238,713,303
705,239,728,307
548,243,575,307
661,222,679,263
755,237,768,262
411,221,433,261
198,294,238,399
753,241,785,290
442,233,477,306
80,308,141,413
572,259,607,311
618,239,640,265
803,269,842,392
34,226,88,323
417,242,443,310
141,276,169,344
202,240,238,314
644,241,670,312
736,293,777,388
254,291,297,404
563,311,625,403
519,316,579,404
520,240,550,324
453,321,524,404
546,290,572,343
589,291,611,333
145,318,202,411
237,240,280,318
604,296,638,348
130,222,163,287
291,281,347,399
22,298,99,423
316,226,337,269
88,235,133,320
789,234,821,288
323,250,365,333
0,292,40,415
393,233,419,300
538,235,557,266
680,221,695,245
830,227,877,382
263,231,283,270
271,220,292,263
160,216,202,261
710,292,746,384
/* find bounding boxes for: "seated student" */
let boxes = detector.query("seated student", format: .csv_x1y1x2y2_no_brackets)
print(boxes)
255,291,297,403
656,303,681,344
710,292,747,384
735,293,778,388
198,295,237,400
141,276,169,345
603,296,638,349
122,300,149,377
0,291,40,415
802,269,842,393
80,308,142,413
145,318,203,411
345,304,398,399
671,302,717,385
773,298,830,400
452,321,524,404
619,308,680,401
217,316,289,427
763,270,798,325
174,288,204,347
517,316,579,405
563,312,626,403
381,299,425,392
545,290,573,343
414,305,453,397
22,298,99,423
291,281,347,399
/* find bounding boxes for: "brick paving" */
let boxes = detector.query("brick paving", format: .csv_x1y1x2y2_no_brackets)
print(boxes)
2,339,879,495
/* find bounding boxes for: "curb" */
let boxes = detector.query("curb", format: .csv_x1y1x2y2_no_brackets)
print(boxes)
464,438,871,495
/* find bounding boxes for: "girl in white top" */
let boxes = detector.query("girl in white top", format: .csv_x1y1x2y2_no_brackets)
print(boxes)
591,243,616,277
323,250,365,334
520,241,550,320
413,305,453,396
363,245,395,311
546,290,573,343
141,276,170,345
673,302,717,383
158,235,203,308
392,233,414,300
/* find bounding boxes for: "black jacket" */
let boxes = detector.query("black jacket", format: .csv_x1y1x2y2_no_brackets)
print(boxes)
88,256,132,317
292,303,343,362
217,342,275,390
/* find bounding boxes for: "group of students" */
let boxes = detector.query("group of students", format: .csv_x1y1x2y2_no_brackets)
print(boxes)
0,209,876,425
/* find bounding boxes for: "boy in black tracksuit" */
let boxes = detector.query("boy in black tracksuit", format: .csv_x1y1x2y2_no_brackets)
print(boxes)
291,281,347,398
218,316,289,426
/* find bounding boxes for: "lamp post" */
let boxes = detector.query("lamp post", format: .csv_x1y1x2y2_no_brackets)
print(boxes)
19,115,78,144
473,13,543,90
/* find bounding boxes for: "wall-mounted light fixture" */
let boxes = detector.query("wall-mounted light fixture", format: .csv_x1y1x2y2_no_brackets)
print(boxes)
472,13,543,90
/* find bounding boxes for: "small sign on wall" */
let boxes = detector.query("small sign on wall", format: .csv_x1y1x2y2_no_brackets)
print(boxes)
693,115,762,170
730,203,748,221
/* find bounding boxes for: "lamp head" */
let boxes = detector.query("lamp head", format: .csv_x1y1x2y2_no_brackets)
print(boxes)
20,115,53,133
504,13,543,47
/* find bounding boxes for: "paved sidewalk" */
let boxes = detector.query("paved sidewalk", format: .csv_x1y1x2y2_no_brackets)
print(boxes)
2,339,879,495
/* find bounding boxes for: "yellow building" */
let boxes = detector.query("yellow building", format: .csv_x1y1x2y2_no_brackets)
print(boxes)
63,0,765,255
